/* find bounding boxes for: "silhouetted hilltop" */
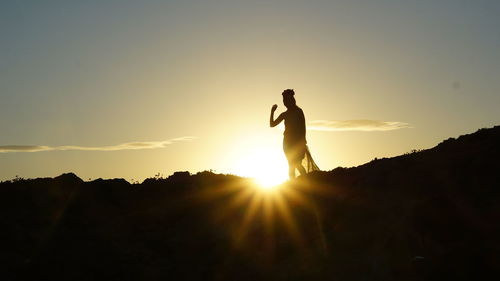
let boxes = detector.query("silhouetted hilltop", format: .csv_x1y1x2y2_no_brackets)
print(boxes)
1,126,499,281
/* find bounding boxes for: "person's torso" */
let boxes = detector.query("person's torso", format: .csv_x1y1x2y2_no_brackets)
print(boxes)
284,107,306,143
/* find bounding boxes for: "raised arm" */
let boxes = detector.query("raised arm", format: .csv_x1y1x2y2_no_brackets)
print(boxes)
270,104,285,127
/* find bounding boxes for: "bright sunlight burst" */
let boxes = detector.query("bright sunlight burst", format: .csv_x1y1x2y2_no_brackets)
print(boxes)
233,147,289,189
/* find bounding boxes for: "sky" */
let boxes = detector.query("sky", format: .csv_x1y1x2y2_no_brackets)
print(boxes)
1,0,499,182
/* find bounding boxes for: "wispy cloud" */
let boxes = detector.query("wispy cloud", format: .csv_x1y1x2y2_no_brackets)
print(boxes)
0,136,196,153
308,120,411,132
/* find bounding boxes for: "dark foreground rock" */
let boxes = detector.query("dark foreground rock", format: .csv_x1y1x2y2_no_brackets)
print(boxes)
1,126,499,281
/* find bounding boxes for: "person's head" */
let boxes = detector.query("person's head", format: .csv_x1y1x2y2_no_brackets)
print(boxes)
282,89,296,108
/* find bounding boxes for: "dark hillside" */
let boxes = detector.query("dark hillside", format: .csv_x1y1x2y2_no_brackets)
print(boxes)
1,126,499,281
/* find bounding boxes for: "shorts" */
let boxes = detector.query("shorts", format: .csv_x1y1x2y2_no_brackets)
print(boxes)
283,139,306,165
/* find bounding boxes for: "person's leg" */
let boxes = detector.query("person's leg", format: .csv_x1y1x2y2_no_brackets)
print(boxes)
296,145,307,176
297,163,306,176
288,164,296,179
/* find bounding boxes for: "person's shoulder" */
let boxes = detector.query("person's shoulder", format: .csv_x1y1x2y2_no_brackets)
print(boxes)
296,107,305,118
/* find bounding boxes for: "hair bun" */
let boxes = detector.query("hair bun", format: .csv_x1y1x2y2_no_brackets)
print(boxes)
282,89,295,97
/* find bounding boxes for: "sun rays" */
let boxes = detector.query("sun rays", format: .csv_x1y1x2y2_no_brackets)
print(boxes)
193,177,327,258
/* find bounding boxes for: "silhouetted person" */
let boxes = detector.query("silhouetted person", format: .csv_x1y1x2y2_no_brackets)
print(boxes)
270,89,307,179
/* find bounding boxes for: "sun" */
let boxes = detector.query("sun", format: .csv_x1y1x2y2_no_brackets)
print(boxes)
233,147,288,189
